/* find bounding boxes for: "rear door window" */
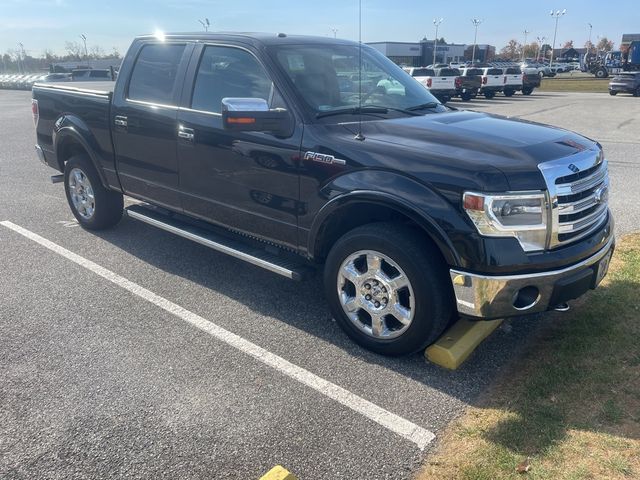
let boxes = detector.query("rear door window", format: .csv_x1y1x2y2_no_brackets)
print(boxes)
128,43,187,105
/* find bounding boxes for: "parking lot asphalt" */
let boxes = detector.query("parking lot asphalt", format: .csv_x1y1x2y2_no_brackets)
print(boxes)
1,90,637,479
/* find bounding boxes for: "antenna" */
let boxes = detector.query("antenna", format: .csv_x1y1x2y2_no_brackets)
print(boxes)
355,0,365,141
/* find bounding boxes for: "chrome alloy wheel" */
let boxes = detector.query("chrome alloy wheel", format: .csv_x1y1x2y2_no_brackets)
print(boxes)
337,250,415,339
68,168,95,219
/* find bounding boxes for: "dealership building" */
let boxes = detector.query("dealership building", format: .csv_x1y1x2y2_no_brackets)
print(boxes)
367,39,495,66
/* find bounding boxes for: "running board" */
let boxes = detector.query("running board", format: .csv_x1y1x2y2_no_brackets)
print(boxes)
124,204,312,281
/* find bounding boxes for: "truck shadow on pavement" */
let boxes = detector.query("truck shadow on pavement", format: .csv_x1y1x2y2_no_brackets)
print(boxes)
91,218,551,404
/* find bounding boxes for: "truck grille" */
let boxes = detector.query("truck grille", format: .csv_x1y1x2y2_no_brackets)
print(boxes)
539,149,610,248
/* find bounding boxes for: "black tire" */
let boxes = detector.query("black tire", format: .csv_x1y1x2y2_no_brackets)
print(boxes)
504,89,515,97
460,92,473,102
323,222,453,356
440,95,450,104
64,155,123,230
522,87,533,96
484,91,495,99
595,68,608,79
634,87,640,97
609,90,618,96
538,71,544,78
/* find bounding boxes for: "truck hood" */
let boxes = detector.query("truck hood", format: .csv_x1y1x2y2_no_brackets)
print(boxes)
340,109,598,190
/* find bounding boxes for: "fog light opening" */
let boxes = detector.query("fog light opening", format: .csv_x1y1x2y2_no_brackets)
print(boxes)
513,286,540,311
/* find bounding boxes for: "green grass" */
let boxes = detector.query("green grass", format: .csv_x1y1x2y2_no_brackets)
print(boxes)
539,75,610,93
419,234,640,480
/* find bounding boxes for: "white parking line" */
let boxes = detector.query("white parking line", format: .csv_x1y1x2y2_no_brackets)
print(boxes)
1,220,435,450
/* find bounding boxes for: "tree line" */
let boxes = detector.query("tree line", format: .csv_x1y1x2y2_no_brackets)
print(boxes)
1,42,122,74
497,37,615,61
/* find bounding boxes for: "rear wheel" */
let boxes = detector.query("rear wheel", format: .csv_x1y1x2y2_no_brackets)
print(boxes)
634,87,640,97
609,90,618,96
522,87,533,95
324,223,453,356
460,92,473,101
504,89,515,97
484,91,495,99
64,155,123,230
595,67,608,78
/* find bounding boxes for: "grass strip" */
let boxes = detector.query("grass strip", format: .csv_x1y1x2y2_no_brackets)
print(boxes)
418,233,640,480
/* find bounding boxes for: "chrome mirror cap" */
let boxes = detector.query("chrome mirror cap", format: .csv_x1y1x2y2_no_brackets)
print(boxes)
221,97,269,112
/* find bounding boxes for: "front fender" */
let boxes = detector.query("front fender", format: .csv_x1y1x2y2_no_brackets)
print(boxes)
308,170,470,267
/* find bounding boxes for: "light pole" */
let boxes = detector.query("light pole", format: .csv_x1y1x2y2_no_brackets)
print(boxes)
79,34,88,66
549,9,566,66
471,19,482,64
330,27,338,38
198,18,210,32
17,42,25,73
536,36,546,62
432,18,443,66
522,29,530,62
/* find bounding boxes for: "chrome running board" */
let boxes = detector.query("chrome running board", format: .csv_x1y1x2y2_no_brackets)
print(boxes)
125,204,312,281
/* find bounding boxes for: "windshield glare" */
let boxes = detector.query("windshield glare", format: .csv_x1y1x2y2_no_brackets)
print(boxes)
270,44,442,115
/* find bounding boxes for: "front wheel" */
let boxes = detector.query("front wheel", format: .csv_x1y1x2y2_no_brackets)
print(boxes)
634,87,640,97
522,87,533,95
609,90,618,96
324,223,453,356
64,155,123,230
460,92,473,101
504,89,515,97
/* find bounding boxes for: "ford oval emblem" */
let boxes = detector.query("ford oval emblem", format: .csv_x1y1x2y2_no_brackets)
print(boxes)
568,163,580,173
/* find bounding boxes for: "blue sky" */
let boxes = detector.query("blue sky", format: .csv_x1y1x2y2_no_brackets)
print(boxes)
1,0,637,56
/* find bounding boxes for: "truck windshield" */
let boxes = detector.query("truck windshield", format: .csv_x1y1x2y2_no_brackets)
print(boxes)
269,44,442,115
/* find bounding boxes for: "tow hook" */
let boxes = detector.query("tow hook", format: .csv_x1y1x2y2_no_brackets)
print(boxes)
553,302,570,312
51,174,64,184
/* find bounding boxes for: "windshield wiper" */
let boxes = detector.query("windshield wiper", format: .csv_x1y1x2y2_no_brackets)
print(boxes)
316,106,389,119
316,105,423,119
406,102,441,111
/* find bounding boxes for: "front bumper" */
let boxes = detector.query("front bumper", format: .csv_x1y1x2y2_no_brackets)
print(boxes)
449,235,615,320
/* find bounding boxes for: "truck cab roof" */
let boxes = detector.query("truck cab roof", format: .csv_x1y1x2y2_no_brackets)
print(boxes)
136,32,359,48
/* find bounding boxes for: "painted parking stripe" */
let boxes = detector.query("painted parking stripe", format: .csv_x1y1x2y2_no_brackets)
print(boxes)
1,220,435,450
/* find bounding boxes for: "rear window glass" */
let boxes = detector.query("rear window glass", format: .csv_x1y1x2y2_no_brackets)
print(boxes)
487,68,504,75
437,68,460,76
464,68,483,76
128,43,186,105
411,68,434,77
89,70,110,78
505,68,521,74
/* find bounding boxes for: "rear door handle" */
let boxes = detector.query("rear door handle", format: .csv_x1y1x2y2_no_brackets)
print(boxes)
178,126,195,141
114,115,128,128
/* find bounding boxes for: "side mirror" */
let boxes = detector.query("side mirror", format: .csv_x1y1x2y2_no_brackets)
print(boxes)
221,98,292,137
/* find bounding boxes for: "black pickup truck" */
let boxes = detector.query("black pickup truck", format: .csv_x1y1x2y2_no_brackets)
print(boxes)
32,33,614,356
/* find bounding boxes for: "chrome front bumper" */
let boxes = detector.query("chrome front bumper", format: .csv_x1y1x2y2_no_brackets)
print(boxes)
449,236,615,319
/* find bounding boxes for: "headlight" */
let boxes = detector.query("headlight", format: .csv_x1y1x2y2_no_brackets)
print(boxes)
463,191,548,252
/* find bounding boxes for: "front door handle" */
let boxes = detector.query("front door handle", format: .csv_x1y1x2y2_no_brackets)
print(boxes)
178,126,195,141
114,115,128,128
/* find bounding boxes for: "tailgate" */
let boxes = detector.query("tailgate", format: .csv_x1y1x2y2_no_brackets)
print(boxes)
431,77,455,89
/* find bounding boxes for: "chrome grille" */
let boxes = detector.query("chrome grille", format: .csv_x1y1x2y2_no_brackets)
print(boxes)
539,149,610,248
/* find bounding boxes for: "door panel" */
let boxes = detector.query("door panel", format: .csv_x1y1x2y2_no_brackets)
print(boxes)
112,42,192,210
177,45,301,249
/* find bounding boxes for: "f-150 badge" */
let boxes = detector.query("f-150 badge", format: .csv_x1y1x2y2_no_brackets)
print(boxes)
304,151,346,166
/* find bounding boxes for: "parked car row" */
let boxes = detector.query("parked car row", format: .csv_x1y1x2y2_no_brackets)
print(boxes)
0,73,71,90
404,65,540,103
1,69,115,90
